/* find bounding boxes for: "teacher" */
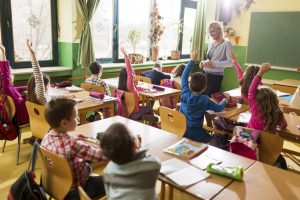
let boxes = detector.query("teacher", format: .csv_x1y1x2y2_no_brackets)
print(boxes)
201,21,233,96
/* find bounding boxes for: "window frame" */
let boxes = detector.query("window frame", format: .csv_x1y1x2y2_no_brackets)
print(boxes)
0,0,58,69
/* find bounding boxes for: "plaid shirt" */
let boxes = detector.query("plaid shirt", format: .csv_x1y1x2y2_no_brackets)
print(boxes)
85,75,111,96
41,130,104,187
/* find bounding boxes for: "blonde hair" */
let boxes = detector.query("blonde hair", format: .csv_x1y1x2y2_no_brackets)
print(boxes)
255,88,285,132
207,21,223,38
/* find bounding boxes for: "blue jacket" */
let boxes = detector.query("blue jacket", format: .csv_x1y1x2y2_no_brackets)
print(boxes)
180,60,226,142
141,69,171,85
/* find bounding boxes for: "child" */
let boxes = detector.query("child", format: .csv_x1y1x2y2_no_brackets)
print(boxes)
41,98,105,199
0,43,29,125
85,61,111,96
248,63,287,168
171,63,185,85
118,48,158,122
141,60,171,85
180,50,227,143
100,123,161,200
230,52,260,103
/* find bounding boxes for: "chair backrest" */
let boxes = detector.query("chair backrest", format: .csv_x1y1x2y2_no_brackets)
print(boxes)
78,186,92,200
159,106,186,137
114,89,136,117
233,127,283,164
1,95,16,121
173,81,181,90
281,106,300,116
80,83,105,93
136,75,152,84
25,101,50,139
38,145,73,200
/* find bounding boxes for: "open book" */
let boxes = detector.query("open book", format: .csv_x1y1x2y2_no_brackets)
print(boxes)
164,139,208,159
160,158,210,188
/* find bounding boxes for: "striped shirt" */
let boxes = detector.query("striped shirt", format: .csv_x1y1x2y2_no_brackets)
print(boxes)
32,60,48,105
41,130,104,187
85,75,111,96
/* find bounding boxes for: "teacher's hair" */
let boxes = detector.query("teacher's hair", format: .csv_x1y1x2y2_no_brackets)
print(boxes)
207,21,223,38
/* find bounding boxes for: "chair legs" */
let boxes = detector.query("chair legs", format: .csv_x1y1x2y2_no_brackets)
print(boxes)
16,133,21,165
2,140,7,153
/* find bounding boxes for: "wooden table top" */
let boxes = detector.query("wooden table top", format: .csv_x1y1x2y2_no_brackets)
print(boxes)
70,116,171,147
275,79,300,87
145,130,255,200
213,162,300,200
49,88,117,111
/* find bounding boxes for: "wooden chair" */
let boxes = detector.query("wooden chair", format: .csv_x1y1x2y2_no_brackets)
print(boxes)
25,101,50,140
233,127,283,165
136,75,152,84
203,112,226,135
114,89,136,117
38,145,73,200
281,106,300,116
159,106,186,137
1,95,22,164
80,83,105,93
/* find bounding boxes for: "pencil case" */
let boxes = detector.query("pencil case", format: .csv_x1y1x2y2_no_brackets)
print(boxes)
56,81,72,88
89,91,104,99
153,85,165,91
206,163,244,181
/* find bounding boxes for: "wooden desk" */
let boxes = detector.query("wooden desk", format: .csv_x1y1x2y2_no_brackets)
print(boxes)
279,113,300,143
49,88,117,124
146,133,255,200
104,78,181,106
213,162,300,200
273,79,300,94
70,116,170,147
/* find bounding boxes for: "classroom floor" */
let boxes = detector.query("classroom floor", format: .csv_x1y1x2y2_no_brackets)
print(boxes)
0,127,299,200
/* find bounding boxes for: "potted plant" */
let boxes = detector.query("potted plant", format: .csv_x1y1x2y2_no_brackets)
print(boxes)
171,19,184,60
128,28,144,64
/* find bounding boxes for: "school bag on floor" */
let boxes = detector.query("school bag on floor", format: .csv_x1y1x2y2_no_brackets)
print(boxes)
0,95,18,141
8,142,47,200
229,126,260,160
159,79,176,109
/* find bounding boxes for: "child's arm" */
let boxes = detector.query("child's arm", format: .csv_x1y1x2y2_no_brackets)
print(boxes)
207,97,227,112
27,39,48,105
181,50,199,94
72,139,104,162
0,43,6,61
248,63,271,109
230,52,243,80
100,81,111,96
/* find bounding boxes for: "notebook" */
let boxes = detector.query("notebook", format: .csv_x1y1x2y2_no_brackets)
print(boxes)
65,85,84,92
164,139,208,159
237,112,252,124
160,158,210,188
190,153,222,170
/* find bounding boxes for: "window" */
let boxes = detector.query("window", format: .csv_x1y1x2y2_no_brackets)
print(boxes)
181,8,196,55
0,0,58,68
92,0,113,60
118,0,151,59
157,0,181,57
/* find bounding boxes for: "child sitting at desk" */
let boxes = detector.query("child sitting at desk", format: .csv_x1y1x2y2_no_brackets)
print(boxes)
180,49,227,143
141,60,171,85
118,48,158,123
85,61,111,96
171,63,185,86
101,123,161,200
41,98,106,199
248,63,287,168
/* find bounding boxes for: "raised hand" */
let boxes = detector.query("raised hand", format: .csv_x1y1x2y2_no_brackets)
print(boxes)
257,63,271,77
27,39,35,54
0,43,6,61
120,47,128,58
190,49,199,61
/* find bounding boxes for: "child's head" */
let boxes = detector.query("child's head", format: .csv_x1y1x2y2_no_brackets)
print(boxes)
89,61,103,76
27,73,50,104
118,68,128,91
154,61,163,71
255,88,285,132
172,64,186,78
190,72,207,93
100,123,140,165
45,98,78,132
240,65,260,97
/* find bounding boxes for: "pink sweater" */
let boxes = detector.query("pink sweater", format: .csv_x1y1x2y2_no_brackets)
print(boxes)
248,75,287,132
125,57,139,113
0,61,29,125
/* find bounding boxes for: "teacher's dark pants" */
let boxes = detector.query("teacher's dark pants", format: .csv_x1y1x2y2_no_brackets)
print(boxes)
203,72,224,96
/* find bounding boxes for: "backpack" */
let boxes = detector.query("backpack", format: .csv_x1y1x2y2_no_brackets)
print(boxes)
229,126,260,160
159,79,176,109
0,95,18,141
8,142,47,200
113,89,127,118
